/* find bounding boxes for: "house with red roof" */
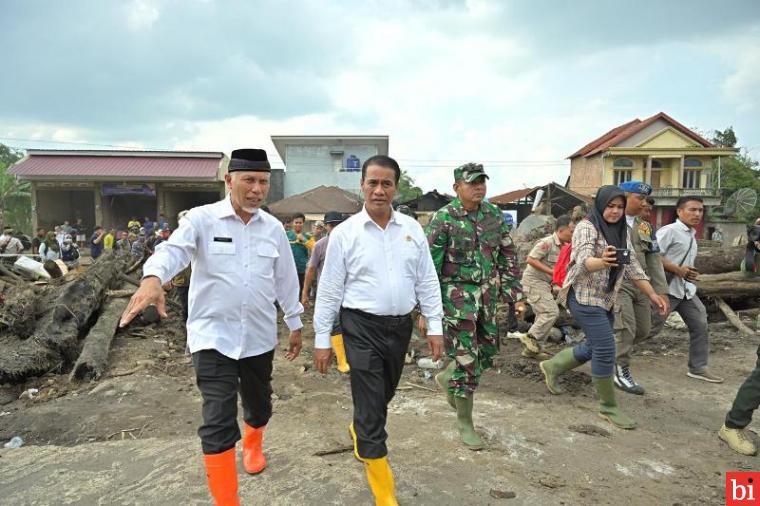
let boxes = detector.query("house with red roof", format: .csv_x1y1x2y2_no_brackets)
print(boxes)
9,150,228,232
567,112,737,234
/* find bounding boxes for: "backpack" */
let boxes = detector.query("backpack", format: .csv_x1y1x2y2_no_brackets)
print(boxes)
552,243,572,288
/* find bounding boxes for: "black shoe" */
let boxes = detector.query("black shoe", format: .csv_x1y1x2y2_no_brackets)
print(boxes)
613,364,645,395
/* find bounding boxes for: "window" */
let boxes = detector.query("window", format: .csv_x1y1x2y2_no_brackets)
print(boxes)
683,169,701,189
614,170,633,185
613,158,633,168
650,159,663,169
684,158,703,168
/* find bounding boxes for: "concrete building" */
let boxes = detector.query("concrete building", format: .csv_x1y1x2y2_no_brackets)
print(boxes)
567,112,737,236
271,135,389,198
9,150,227,232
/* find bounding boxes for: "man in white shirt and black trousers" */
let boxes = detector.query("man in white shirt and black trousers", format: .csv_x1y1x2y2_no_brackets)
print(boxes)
313,155,444,505
119,148,304,506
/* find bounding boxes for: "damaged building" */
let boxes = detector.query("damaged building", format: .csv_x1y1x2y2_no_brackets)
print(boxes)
9,150,228,231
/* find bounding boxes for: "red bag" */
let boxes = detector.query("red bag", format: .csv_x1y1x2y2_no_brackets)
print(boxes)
552,243,572,288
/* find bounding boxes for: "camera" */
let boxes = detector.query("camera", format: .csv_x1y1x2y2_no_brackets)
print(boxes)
615,248,631,265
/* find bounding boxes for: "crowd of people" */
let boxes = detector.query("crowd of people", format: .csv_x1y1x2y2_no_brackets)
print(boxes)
112,147,758,505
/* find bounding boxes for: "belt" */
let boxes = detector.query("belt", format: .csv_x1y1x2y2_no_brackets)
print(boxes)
341,307,412,324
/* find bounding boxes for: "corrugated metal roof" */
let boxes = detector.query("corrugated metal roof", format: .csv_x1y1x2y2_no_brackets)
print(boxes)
489,187,537,205
9,154,223,180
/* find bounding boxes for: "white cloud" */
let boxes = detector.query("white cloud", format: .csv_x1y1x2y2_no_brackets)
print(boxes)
125,0,160,31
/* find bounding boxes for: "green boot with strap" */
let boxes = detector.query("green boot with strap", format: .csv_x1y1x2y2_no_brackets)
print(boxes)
594,377,636,430
455,394,484,450
434,361,456,410
539,347,581,395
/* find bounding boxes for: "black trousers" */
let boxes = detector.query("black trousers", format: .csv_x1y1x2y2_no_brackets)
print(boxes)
192,349,274,455
177,286,189,323
340,307,412,459
726,344,760,429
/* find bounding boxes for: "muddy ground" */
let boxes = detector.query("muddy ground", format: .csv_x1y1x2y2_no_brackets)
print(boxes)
1,304,759,505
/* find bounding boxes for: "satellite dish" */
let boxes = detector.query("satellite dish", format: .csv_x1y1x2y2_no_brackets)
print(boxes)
721,188,758,217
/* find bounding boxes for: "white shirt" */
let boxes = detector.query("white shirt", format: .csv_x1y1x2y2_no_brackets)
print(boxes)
143,196,304,359
656,219,697,300
313,206,444,349
0,234,24,254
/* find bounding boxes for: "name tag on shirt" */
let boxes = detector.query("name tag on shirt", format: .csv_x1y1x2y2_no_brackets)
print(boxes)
210,238,235,255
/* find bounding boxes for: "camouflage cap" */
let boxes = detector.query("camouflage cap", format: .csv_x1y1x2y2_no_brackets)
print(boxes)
454,163,489,183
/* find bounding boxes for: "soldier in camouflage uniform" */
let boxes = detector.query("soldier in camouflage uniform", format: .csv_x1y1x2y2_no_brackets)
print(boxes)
426,163,524,450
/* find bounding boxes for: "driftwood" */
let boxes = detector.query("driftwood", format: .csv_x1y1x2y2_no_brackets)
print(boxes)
117,272,184,313
714,297,756,337
107,289,137,298
694,246,746,275
695,272,760,298
69,296,130,380
0,251,131,383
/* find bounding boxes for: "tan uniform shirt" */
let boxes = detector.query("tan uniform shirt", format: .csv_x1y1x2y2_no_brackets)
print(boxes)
522,233,562,285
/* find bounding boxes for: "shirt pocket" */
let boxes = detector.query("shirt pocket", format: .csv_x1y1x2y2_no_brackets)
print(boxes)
446,235,476,263
209,240,236,272
253,241,279,279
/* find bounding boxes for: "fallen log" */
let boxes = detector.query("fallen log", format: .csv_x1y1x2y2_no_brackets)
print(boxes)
117,272,184,313
694,246,746,275
69,296,130,380
695,272,760,298
714,297,756,337
0,251,131,384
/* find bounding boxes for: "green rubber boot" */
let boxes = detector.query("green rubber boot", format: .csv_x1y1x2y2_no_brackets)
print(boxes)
593,377,637,430
455,394,484,450
539,347,581,395
435,361,456,410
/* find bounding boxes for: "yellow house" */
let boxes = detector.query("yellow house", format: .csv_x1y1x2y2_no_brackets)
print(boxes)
568,112,737,210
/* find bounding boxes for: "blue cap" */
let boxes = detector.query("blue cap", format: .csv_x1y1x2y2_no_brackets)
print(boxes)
619,180,652,195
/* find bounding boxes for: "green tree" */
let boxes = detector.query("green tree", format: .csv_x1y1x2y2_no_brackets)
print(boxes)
393,170,423,204
0,144,31,231
709,129,760,222
712,126,738,148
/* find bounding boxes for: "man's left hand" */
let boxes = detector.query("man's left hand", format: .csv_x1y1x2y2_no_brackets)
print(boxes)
285,330,302,361
427,334,444,361
514,301,527,317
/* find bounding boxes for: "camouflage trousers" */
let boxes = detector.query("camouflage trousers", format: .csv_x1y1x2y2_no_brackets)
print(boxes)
444,313,498,398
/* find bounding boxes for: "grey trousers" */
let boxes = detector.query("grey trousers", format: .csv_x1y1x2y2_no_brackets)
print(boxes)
650,294,709,372
614,282,652,367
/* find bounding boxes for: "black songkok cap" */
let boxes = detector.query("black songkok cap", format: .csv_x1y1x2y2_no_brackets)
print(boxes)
228,148,271,173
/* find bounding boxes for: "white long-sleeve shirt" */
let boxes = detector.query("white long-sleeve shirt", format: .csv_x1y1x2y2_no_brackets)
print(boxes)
313,206,443,349
142,196,304,359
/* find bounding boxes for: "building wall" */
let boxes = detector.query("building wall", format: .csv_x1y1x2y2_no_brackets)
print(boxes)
615,119,671,147
282,144,380,197
568,154,603,196
268,168,285,203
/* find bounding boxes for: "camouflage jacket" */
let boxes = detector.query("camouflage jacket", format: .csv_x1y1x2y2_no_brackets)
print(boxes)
426,198,523,307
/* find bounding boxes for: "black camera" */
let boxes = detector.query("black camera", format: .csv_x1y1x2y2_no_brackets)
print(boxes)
615,248,631,265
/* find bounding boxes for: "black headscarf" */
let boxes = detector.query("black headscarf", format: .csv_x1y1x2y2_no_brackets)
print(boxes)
587,185,627,292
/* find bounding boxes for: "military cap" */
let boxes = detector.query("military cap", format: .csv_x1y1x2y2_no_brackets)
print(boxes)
228,148,271,173
618,180,653,195
454,163,489,183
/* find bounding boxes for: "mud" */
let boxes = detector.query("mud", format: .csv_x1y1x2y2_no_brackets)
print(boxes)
0,307,758,505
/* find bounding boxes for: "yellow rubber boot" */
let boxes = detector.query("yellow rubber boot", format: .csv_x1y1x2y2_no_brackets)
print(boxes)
348,422,363,462
364,456,398,506
331,333,350,373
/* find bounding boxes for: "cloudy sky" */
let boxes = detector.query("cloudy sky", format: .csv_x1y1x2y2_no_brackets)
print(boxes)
2,0,759,195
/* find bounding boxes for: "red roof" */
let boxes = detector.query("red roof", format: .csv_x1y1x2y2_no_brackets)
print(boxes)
9,151,224,180
569,112,714,159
